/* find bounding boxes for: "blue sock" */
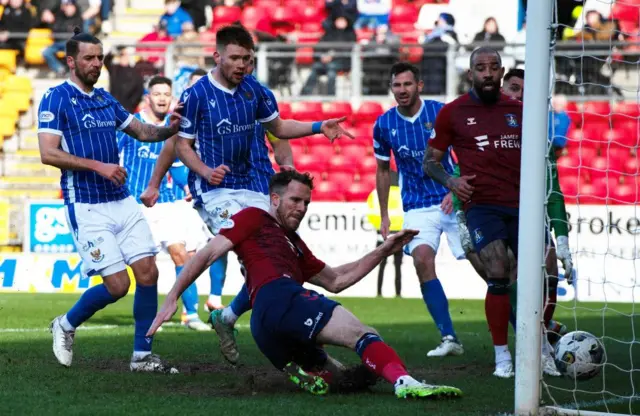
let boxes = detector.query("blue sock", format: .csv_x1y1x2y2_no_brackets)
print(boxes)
509,309,517,332
66,283,117,328
355,333,383,358
133,283,157,353
420,279,456,339
209,254,228,296
176,265,198,316
229,284,251,317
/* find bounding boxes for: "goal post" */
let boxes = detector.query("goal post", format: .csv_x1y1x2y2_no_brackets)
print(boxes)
514,0,555,415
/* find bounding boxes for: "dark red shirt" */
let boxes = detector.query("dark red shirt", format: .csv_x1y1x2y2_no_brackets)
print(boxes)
430,92,523,209
219,207,326,303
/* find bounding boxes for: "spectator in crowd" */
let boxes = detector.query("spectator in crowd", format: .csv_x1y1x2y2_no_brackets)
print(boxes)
160,0,193,37
505,20,526,68
421,12,457,95
362,24,399,95
42,0,82,77
39,0,102,34
104,46,146,113
355,0,391,30
472,17,505,50
0,0,33,54
324,0,357,31
173,21,205,98
137,20,173,67
178,0,207,31
301,15,356,96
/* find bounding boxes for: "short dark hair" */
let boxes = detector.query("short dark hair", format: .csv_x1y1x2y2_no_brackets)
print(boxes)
390,62,420,82
66,27,101,59
269,170,315,195
469,46,502,68
148,75,172,90
503,68,524,82
216,25,254,52
190,68,208,80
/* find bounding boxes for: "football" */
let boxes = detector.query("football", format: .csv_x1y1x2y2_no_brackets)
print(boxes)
554,331,605,380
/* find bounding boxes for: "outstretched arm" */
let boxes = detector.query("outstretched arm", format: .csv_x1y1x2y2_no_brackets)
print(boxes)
309,230,418,293
122,116,180,143
264,116,354,142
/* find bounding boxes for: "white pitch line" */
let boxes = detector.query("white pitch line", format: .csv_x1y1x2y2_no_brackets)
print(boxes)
0,323,250,333
556,395,640,410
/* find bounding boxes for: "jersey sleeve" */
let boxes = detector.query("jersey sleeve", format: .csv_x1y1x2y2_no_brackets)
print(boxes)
116,130,130,153
37,89,66,136
108,94,134,131
550,112,570,148
178,88,198,139
372,117,391,161
256,83,279,124
430,104,454,152
219,208,264,245
299,239,326,281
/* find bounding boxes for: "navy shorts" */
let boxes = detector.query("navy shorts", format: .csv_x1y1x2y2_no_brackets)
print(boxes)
250,278,340,370
466,204,520,257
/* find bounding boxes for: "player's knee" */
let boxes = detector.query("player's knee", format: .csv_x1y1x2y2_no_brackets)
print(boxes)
487,278,510,295
135,262,159,286
104,273,130,299
167,244,189,266
412,249,436,281
485,262,509,280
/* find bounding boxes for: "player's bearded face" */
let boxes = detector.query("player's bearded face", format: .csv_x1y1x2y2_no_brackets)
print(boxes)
72,43,104,87
273,182,311,231
390,71,423,108
216,44,251,86
148,84,172,117
469,53,504,104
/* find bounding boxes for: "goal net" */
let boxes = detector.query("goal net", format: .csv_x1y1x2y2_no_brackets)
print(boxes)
525,1,640,415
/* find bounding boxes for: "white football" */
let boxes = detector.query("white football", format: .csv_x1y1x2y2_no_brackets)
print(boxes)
554,331,605,380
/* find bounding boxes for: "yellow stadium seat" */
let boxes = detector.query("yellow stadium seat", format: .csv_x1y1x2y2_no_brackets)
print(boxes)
0,103,19,119
0,117,16,138
25,29,53,66
0,67,9,82
1,92,31,113
0,176,58,185
3,75,33,94
0,49,19,73
0,189,60,199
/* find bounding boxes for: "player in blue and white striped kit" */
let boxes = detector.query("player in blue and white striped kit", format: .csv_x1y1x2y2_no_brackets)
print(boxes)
117,75,210,331
140,25,350,364
374,63,469,358
40,30,182,373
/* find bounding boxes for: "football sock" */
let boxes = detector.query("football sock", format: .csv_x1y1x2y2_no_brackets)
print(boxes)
228,284,251,320
544,277,558,326
486,279,511,346
65,283,117,329
208,254,228,306
420,279,456,338
133,283,157,353
494,345,511,364
177,266,199,317
355,333,408,384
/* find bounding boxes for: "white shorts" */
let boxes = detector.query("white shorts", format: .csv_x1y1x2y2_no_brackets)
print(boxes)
141,202,188,251
403,205,466,260
174,199,212,252
65,196,158,278
198,188,270,234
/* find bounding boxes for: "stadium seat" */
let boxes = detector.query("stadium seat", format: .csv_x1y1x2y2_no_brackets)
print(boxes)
213,6,242,24
345,181,371,202
356,28,374,43
576,183,606,204
24,28,53,66
288,140,306,155
556,154,582,179
339,142,367,158
609,183,637,204
624,156,640,175
0,117,15,138
0,49,18,73
297,24,324,43
310,142,337,157
582,101,611,125
296,152,330,171
312,180,344,201
272,6,298,34
241,6,272,32
295,46,314,65
300,5,325,23
2,92,31,114
325,171,355,186
612,101,640,125
354,102,384,125
305,133,329,146
328,154,359,173
611,2,639,23
358,172,376,189
615,122,640,147
292,101,323,121
400,46,423,63
358,155,378,174
278,102,292,119
198,31,217,55
322,101,353,122
390,4,417,26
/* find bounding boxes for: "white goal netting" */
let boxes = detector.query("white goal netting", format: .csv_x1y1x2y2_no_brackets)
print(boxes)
539,1,639,414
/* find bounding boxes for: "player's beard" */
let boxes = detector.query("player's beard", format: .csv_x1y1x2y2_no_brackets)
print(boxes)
474,80,500,105
76,67,100,88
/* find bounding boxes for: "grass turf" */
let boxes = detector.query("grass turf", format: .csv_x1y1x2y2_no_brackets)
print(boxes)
0,294,637,415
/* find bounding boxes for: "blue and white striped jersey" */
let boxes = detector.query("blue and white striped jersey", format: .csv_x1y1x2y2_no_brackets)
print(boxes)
373,99,455,212
38,80,133,204
117,112,174,204
247,122,272,195
178,72,279,202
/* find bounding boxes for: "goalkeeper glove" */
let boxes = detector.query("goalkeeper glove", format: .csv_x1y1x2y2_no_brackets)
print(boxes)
455,210,474,255
555,235,574,285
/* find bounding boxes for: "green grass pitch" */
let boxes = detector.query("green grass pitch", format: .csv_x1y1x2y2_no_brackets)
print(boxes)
0,294,637,415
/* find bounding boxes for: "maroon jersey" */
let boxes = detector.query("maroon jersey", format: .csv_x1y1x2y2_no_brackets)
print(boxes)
219,207,326,303
430,92,522,209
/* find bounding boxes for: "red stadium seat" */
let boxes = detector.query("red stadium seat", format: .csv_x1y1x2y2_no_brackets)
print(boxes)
389,4,417,25
241,6,272,32
323,101,353,121
611,2,640,23
325,171,355,185
345,182,372,202
300,6,325,23
306,134,330,146
615,122,640,148
612,101,640,125
339,142,367,158
289,140,307,155
296,152,329,171
400,46,423,63
306,170,325,181
213,6,242,24
278,102,292,119
624,156,640,175
312,180,345,201
609,183,638,204
292,101,323,121
582,156,608,182
559,175,579,202
328,154,359,173
582,101,611,125
355,102,384,125
358,155,378,174
577,183,606,205
272,6,298,34
295,46,314,65
310,142,337,157
198,31,217,55
358,172,376,190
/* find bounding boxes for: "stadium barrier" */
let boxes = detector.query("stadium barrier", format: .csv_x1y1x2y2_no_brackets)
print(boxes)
0,201,634,303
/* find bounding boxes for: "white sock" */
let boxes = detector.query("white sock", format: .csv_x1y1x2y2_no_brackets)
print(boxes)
132,351,151,360
221,306,238,325
541,338,551,355
60,314,75,332
207,295,222,307
494,345,511,364
394,375,420,389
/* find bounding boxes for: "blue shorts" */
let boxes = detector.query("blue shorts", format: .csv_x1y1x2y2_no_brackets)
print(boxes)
466,204,519,257
250,278,339,370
